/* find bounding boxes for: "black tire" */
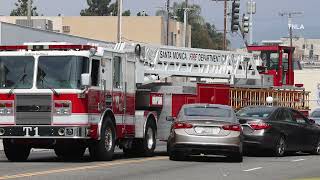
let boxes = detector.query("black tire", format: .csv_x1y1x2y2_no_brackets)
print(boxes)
274,136,286,157
89,118,116,161
141,120,157,157
54,145,86,160
3,139,31,162
169,150,186,161
310,139,320,155
123,120,156,157
229,152,243,162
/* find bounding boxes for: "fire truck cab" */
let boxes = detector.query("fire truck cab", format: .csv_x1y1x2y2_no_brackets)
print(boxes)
0,42,309,162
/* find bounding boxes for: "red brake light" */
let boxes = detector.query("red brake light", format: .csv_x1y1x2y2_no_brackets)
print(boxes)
174,122,193,129
249,122,271,130
222,124,241,131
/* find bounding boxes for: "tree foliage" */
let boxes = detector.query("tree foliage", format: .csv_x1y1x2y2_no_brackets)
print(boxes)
137,11,148,16
122,10,131,16
156,2,228,49
10,0,38,16
80,0,130,16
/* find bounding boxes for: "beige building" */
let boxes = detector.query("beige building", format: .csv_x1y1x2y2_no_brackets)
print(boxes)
295,69,320,110
0,16,191,47
280,37,320,62
262,37,320,62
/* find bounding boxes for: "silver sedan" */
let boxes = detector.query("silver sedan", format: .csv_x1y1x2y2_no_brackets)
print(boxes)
167,104,243,162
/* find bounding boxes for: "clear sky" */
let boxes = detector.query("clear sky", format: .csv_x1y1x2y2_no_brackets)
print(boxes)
0,0,319,48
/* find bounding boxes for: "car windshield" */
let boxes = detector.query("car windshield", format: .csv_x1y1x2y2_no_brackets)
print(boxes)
311,111,320,118
0,56,34,89
37,56,89,89
184,106,231,118
236,107,275,118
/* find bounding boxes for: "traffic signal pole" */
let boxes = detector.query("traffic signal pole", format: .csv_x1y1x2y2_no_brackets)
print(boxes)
223,0,227,50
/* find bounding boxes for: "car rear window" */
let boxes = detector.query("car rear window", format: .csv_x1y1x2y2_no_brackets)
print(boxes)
236,107,275,118
311,111,320,118
184,107,231,118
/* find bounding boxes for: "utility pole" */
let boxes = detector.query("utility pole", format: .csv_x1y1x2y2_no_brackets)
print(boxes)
27,0,31,21
247,0,256,45
279,11,303,47
117,0,123,43
166,0,170,45
183,0,189,47
223,0,227,50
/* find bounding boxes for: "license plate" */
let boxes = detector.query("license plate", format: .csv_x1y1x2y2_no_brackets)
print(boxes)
195,127,220,134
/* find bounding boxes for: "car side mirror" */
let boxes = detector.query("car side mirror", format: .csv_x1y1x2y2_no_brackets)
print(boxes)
81,73,91,87
166,116,175,122
309,119,316,125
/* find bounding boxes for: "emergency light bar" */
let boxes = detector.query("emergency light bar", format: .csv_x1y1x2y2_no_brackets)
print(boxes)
0,44,96,51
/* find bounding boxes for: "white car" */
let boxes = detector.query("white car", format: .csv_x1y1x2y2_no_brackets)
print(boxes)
310,108,320,125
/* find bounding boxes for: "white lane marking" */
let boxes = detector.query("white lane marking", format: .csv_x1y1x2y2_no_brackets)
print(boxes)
291,158,305,162
243,167,263,172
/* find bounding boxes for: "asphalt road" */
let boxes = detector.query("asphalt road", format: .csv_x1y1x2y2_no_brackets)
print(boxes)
0,143,319,180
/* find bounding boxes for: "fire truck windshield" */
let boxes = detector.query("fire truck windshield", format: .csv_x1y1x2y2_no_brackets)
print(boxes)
37,56,89,89
0,56,34,89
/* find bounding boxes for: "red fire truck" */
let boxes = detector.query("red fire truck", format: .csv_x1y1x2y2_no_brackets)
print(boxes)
0,42,309,161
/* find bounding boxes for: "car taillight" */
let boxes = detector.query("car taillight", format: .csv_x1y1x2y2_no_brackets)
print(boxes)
222,124,241,131
174,122,193,129
249,122,271,130
54,101,71,115
0,101,13,116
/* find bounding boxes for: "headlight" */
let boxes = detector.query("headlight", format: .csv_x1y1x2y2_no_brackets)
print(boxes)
0,101,13,116
54,101,72,116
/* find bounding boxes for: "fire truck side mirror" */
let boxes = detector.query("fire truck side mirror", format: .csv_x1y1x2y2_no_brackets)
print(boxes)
81,73,91,87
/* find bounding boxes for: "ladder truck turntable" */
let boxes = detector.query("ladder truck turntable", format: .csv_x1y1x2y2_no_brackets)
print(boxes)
0,42,309,161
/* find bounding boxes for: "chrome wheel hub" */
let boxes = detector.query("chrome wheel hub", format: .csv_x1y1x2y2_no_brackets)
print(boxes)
278,138,285,155
104,128,113,151
146,127,154,150
316,143,320,153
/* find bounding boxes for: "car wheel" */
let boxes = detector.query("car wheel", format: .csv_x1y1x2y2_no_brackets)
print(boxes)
274,136,286,157
310,139,320,155
229,152,243,162
169,150,186,161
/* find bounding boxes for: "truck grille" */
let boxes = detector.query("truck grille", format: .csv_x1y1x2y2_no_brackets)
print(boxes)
15,95,52,125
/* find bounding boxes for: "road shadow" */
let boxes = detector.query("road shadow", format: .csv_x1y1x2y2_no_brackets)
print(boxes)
0,150,169,163
244,150,312,157
175,155,242,163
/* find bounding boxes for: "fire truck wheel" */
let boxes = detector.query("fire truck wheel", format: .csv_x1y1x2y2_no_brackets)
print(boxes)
54,145,86,160
3,139,31,162
140,120,157,157
89,119,116,161
122,120,156,157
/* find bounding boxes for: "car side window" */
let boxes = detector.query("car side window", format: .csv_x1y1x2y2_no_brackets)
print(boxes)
291,110,308,124
276,109,293,122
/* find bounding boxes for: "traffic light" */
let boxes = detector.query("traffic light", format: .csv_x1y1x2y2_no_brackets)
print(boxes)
231,0,240,32
242,15,249,34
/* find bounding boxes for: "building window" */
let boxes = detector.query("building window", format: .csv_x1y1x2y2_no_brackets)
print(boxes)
62,26,70,33
302,44,305,49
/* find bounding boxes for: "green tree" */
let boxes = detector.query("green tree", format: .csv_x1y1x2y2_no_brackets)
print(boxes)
10,0,38,16
137,11,148,16
122,10,131,16
81,0,130,16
